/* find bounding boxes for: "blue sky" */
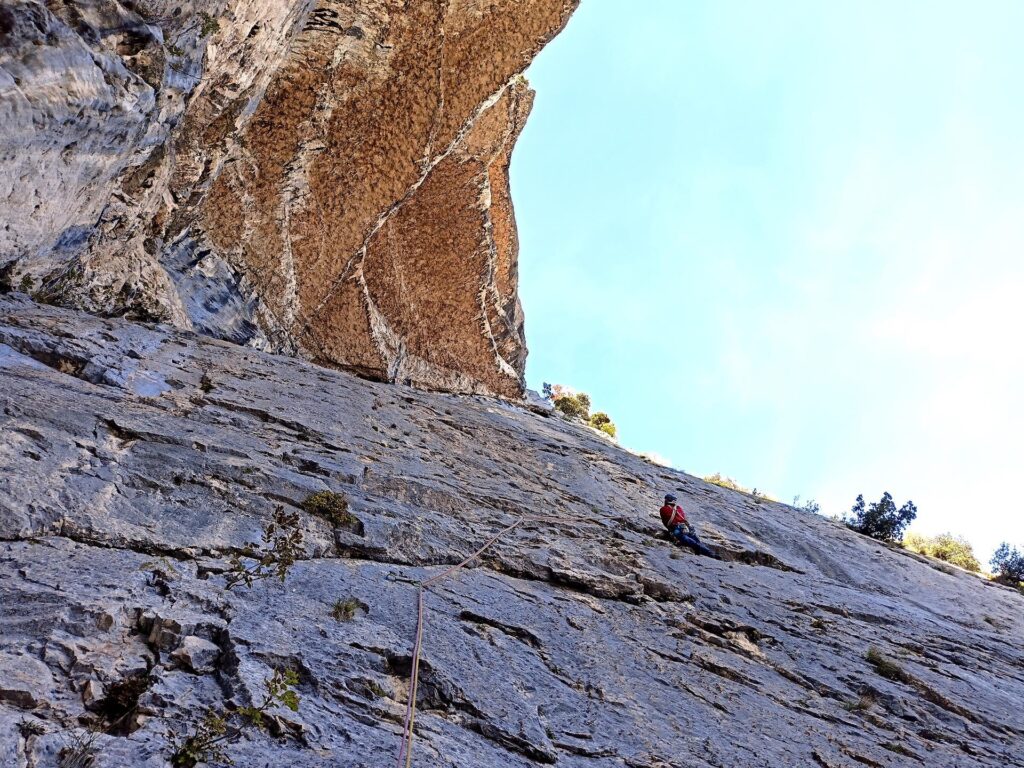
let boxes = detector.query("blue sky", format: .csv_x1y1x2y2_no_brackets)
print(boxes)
513,0,1024,563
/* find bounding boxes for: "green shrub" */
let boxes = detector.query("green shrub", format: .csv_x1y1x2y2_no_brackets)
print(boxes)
543,383,618,439
845,492,917,543
225,507,303,590
168,669,300,767
904,532,980,571
990,542,1024,586
302,491,355,526
238,668,300,729
705,473,745,492
169,710,229,768
588,411,617,437
553,391,590,419
198,12,220,38
331,598,360,622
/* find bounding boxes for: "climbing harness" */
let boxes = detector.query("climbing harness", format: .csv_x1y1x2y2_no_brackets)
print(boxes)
394,513,564,768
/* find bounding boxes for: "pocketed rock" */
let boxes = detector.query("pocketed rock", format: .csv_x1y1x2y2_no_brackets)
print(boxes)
1,298,1023,767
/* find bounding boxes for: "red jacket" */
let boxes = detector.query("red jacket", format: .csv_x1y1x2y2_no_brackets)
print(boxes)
660,503,688,530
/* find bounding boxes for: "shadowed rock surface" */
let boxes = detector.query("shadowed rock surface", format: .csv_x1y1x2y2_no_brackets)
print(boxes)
0,0,578,396
1,296,1023,767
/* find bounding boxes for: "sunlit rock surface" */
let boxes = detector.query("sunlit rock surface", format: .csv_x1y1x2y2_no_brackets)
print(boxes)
2,297,1023,767
0,0,577,396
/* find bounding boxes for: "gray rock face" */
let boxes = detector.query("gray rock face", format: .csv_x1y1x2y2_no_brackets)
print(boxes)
1,296,1023,767
0,0,308,326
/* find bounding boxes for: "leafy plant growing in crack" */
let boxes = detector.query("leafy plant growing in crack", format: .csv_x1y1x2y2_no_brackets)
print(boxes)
168,669,301,767
238,668,301,728
225,507,304,590
199,12,220,38
168,710,230,768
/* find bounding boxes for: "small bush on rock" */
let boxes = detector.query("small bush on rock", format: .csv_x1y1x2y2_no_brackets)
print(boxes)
990,542,1024,587
904,532,980,572
331,598,360,622
238,668,300,729
225,507,303,590
198,12,220,37
705,473,744,492
845,492,917,543
865,646,911,684
792,496,821,515
552,389,590,420
302,491,355,526
588,411,617,438
842,692,875,712
169,710,230,768
543,383,619,439
705,473,774,501
168,668,300,767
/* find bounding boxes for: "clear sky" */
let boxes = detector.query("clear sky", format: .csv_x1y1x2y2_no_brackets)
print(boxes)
513,0,1024,564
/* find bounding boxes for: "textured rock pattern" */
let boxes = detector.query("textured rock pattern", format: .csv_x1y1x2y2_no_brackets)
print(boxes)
2,297,1023,767
0,0,577,396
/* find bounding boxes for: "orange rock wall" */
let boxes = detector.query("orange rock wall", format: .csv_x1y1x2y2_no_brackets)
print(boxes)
2,0,576,397
202,0,578,396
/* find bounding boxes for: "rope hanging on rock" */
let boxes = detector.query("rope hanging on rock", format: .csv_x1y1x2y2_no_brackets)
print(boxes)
394,514,563,768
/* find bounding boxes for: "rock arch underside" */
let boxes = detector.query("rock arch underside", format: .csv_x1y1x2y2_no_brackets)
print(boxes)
1,0,580,397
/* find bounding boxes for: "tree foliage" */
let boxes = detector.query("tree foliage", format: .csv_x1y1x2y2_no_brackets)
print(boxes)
543,383,618,439
845,492,917,542
588,411,617,437
990,542,1024,586
225,507,304,590
797,497,821,515
705,473,773,501
903,532,980,572
168,668,300,767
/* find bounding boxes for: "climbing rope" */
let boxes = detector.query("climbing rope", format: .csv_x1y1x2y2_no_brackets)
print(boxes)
394,513,564,768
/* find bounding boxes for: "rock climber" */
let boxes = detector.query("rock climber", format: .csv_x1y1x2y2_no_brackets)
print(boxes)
660,494,719,558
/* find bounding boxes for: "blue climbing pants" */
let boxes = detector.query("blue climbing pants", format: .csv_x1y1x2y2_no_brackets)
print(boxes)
672,526,716,558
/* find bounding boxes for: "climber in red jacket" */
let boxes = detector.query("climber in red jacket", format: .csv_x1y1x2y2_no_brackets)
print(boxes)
660,494,719,558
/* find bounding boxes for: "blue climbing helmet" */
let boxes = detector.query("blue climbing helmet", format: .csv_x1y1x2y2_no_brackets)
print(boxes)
664,493,677,504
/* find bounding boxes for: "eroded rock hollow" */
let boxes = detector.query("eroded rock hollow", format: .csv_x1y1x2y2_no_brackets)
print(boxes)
0,0,578,396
